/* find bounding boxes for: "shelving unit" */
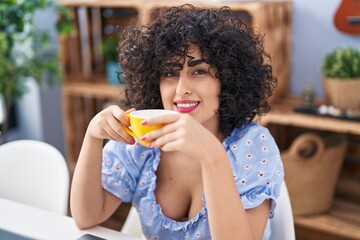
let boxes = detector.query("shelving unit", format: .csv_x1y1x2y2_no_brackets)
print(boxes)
295,198,360,240
260,96,360,135
57,0,293,174
57,1,360,238
57,0,292,232
62,82,124,172
260,96,360,240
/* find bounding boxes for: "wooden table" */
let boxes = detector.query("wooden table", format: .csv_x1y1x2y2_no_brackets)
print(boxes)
0,197,141,240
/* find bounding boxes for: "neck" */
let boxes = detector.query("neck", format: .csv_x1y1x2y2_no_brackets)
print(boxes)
202,114,224,143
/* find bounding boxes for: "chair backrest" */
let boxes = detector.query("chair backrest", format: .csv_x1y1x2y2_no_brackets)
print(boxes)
121,206,144,239
0,140,70,215
270,182,296,240
122,182,296,239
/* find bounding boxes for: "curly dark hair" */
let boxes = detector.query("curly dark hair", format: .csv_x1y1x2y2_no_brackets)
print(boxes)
119,4,276,137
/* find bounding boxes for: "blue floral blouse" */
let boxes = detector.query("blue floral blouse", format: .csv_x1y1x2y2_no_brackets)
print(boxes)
102,122,284,240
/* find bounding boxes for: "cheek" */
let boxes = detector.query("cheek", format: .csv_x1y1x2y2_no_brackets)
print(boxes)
160,83,174,107
207,82,221,102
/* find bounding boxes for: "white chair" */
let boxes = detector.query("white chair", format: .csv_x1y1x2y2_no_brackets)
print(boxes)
121,182,296,239
270,182,296,240
121,206,144,239
0,140,70,215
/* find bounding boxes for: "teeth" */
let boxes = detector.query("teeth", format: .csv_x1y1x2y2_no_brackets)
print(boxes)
177,102,198,108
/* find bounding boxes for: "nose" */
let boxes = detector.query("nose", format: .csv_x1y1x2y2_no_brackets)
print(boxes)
176,73,192,96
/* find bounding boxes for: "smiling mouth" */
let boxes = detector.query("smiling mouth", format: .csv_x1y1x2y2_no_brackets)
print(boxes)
176,102,199,108
174,101,200,113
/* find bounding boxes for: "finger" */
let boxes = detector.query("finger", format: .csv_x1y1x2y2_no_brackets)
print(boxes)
107,118,135,144
141,112,180,126
106,123,135,144
123,107,136,124
158,139,183,152
141,122,178,143
111,106,123,119
111,107,136,138
125,108,136,114
112,107,135,126
149,131,181,149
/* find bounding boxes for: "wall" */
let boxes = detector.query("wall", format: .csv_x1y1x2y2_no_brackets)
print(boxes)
8,79,44,142
7,0,360,157
6,8,66,156
292,0,360,97
35,8,66,155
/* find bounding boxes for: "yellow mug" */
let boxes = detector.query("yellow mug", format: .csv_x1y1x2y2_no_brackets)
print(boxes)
123,109,179,146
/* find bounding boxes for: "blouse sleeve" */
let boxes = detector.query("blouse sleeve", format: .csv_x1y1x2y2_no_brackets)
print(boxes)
226,123,284,217
101,141,146,202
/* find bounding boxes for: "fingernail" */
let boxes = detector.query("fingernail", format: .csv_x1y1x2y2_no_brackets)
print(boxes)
140,136,146,141
130,139,136,144
147,143,152,148
141,120,147,125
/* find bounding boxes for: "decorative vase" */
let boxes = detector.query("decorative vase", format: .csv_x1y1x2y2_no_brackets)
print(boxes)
106,61,123,85
323,77,360,110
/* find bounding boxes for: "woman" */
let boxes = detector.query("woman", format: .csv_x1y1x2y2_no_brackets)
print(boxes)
70,4,284,240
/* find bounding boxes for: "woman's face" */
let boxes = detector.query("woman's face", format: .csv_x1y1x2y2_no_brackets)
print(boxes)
159,44,221,131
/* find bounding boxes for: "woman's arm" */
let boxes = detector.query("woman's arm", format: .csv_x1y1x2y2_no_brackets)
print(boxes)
200,147,269,239
142,114,270,239
70,105,135,229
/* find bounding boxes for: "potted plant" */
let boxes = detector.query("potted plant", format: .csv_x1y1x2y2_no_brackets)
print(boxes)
321,47,360,110
0,0,73,144
101,35,123,85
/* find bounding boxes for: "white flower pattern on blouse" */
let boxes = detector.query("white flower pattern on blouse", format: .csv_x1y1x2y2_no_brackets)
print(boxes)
101,122,284,240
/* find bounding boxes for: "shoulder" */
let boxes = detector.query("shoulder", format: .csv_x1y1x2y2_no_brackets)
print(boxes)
224,121,282,175
103,141,157,173
224,123,284,209
102,141,159,202
225,122,276,149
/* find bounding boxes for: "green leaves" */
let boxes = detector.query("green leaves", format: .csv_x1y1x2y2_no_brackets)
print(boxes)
55,5,75,37
321,47,360,79
102,36,121,62
0,0,50,33
0,0,72,100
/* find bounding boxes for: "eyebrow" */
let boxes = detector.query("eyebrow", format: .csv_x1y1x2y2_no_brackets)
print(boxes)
188,59,207,67
164,62,183,70
164,58,208,70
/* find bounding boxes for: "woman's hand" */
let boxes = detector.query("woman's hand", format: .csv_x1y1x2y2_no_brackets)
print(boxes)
141,113,224,162
87,105,135,144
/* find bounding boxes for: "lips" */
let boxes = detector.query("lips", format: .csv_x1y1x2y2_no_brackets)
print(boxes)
174,100,200,113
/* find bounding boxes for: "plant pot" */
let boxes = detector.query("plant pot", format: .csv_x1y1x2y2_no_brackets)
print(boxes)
323,77,360,110
106,61,123,85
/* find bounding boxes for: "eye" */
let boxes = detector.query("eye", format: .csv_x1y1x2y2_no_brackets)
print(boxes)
193,69,207,75
162,70,179,78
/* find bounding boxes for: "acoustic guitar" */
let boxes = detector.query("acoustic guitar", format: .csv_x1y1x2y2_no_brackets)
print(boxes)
334,0,360,35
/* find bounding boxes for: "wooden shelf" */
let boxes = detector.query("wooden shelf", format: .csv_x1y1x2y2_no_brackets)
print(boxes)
58,0,290,9
260,95,360,240
59,0,293,175
260,96,360,136
58,0,292,103
63,82,124,99
62,82,125,171
57,0,293,233
295,198,360,240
